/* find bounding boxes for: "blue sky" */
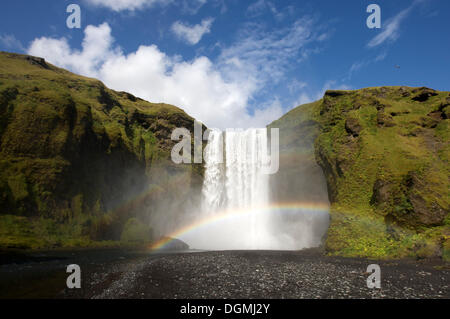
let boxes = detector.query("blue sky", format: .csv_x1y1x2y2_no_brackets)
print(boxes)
0,0,449,128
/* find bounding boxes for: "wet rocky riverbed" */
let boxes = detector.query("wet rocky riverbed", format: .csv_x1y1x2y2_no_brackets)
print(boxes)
0,248,449,299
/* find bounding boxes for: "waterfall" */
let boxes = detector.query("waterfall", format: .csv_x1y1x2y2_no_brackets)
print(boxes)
197,128,273,249
202,129,270,215
224,129,269,211
224,129,270,248
179,128,329,251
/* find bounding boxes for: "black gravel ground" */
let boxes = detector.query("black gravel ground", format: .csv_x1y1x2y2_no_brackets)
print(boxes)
64,249,449,299
1,248,449,299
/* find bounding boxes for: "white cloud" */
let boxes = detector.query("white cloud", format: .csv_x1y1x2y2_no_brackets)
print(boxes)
218,18,317,89
375,51,387,62
99,47,260,129
27,18,325,129
349,61,366,75
317,32,331,42
292,93,314,109
84,0,207,13
247,0,267,16
180,0,208,15
346,51,388,80
247,0,286,20
171,18,214,45
0,34,25,51
28,23,118,77
367,0,424,48
27,23,277,129
320,80,352,94
84,0,172,12
290,80,352,109
288,79,307,94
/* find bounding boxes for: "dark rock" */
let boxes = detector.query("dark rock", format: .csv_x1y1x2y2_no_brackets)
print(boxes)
412,88,438,102
443,106,450,120
353,102,362,110
407,127,424,137
0,87,19,104
98,86,120,112
399,87,411,97
428,111,444,122
159,237,189,251
386,172,448,228
420,116,440,128
370,179,392,206
316,145,339,203
377,87,388,98
377,112,395,127
390,111,410,117
373,100,389,111
120,91,138,102
345,117,362,137
325,90,348,97
438,102,449,119
407,192,447,227
25,56,50,69
320,98,333,115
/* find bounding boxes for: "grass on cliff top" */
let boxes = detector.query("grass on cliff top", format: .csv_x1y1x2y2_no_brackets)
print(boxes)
0,51,189,120
0,51,191,161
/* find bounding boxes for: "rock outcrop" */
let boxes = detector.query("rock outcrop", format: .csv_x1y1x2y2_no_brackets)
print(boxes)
271,86,449,259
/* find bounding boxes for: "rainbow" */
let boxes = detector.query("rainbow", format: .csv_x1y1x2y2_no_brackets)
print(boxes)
149,202,330,251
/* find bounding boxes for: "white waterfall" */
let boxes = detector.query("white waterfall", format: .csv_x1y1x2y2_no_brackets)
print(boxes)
202,129,270,216
224,129,269,211
178,128,329,251
224,129,270,248
202,130,226,212
193,128,275,249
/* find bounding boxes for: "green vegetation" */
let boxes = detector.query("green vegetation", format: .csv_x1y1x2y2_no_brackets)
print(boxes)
121,218,153,243
0,214,117,249
0,52,203,249
272,87,449,259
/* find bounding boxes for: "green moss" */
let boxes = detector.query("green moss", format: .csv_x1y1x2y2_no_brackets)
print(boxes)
325,209,393,258
273,86,450,259
7,173,29,201
72,194,84,217
120,218,153,243
443,239,450,262
0,51,203,250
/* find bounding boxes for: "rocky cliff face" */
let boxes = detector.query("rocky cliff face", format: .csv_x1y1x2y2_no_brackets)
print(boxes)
269,101,329,207
0,52,204,249
271,86,449,259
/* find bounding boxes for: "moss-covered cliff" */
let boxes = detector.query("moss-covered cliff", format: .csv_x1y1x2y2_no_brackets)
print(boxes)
271,86,449,260
0,52,204,249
